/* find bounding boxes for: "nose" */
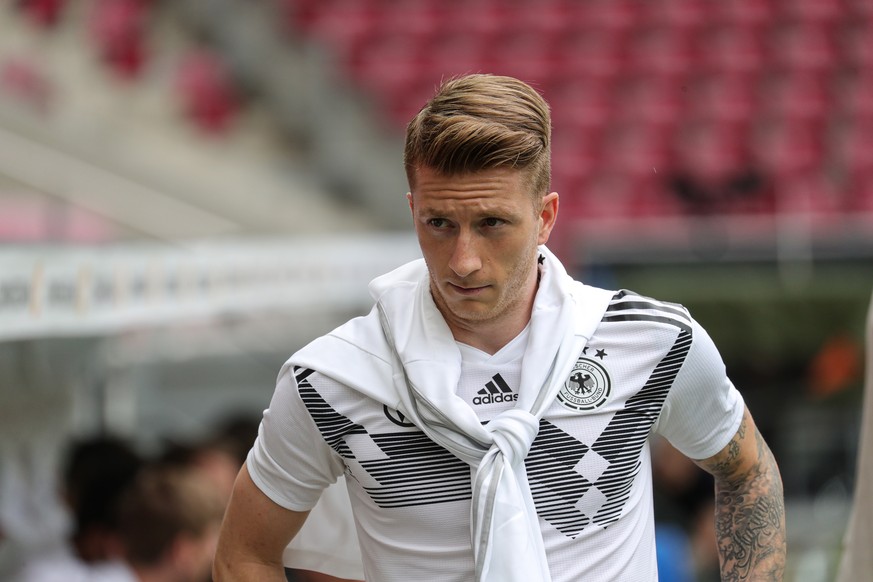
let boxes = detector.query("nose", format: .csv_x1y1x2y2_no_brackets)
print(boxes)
448,229,482,278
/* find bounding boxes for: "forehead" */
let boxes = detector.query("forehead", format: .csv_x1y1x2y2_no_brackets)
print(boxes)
410,166,532,207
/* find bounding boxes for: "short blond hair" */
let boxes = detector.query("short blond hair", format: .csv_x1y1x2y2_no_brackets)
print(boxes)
404,74,551,198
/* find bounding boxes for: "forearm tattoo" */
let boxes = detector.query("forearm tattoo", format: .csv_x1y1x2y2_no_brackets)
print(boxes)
700,414,787,581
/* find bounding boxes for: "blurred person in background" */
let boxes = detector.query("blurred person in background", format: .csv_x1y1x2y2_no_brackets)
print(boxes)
651,435,721,582
115,465,226,582
10,436,145,581
159,417,359,582
159,437,243,507
214,74,786,581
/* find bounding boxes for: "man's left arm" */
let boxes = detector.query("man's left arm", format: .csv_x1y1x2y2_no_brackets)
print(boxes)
694,405,787,581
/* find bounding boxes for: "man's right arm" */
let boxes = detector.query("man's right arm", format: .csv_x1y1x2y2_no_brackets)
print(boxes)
213,462,310,582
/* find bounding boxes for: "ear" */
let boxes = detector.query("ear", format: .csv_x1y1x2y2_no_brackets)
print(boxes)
537,192,559,245
406,192,414,214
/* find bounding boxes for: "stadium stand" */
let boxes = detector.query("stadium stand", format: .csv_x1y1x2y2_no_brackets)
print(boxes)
280,0,873,238
4,0,873,248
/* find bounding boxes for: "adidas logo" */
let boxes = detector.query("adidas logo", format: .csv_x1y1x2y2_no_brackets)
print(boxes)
473,374,518,405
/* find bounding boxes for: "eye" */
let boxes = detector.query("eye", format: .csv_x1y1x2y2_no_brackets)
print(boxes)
482,217,505,228
427,218,450,229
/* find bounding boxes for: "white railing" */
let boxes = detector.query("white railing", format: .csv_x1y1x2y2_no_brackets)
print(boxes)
0,235,420,341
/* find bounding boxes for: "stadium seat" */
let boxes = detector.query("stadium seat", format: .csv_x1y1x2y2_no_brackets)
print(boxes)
717,0,776,28
271,0,855,222
554,27,628,86
626,25,697,80
483,30,558,88
760,71,832,126
753,119,825,180
600,123,671,182
835,72,873,122
613,74,684,131
841,21,873,70
687,72,759,126
833,120,873,179
175,49,240,134
700,23,767,77
546,77,615,135
550,129,603,200
780,0,844,26
848,170,873,212
770,21,838,75
645,0,708,31
18,0,67,29
421,31,488,80
88,0,148,79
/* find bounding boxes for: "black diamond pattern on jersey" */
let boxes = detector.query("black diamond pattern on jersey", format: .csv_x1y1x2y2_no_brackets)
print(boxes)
297,367,471,509
524,328,692,537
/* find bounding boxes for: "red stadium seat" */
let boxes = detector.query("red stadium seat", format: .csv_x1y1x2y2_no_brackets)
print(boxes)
770,21,838,75
626,26,698,80
833,120,873,179
546,77,615,135
302,3,379,59
550,128,604,199
759,71,832,126
600,123,671,181
645,0,708,31
841,22,873,70
717,0,776,28
835,72,873,122
687,73,759,126
346,32,423,96
554,27,628,86
437,0,507,38
612,74,684,131
700,23,767,77
780,0,844,26
482,32,558,88
174,49,240,134
371,0,440,43
19,0,67,28
89,0,148,79
774,170,840,218
753,119,825,179
673,120,751,183
511,0,572,36
583,0,643,35
420,31,489,82
848,170,873,212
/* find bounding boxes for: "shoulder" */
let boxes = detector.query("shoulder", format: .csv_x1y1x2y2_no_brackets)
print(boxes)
600,289,694,333
293,307,392,367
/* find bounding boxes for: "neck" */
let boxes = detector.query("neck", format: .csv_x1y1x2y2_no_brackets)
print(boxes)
451,315,530,355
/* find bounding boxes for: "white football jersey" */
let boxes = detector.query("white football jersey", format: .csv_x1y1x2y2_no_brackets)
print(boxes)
249,289,744,582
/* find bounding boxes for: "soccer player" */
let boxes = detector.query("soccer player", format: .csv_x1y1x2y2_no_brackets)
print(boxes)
214,74,786,582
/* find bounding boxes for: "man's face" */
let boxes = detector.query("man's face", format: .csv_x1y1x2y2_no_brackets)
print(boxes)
408,166,558,336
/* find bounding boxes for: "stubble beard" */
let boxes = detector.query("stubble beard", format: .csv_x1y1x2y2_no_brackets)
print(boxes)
428,246,540,332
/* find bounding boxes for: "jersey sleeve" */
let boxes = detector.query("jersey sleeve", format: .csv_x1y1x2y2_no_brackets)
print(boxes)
654,316,745,461
246,363,347,511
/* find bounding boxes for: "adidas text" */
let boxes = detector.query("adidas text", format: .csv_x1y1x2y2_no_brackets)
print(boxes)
473,393,519,405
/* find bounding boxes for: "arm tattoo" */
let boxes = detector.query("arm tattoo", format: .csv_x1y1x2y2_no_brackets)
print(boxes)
698,413,787,581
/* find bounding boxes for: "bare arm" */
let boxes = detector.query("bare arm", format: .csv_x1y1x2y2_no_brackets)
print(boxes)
694,406,787,581
213,462,310,582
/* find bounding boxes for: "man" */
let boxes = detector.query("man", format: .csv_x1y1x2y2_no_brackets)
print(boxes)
214,74,786,581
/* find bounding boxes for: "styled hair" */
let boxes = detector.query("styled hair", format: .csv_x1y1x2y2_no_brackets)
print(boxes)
117,466,225,566
404,74,551,197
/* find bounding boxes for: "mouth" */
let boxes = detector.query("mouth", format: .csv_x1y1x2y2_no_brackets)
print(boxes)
447,282,489,296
